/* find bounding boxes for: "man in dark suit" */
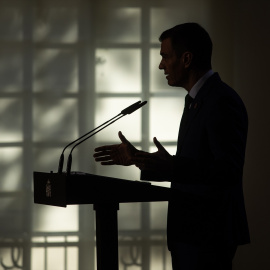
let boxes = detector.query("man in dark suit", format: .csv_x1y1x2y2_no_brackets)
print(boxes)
93,23,250,270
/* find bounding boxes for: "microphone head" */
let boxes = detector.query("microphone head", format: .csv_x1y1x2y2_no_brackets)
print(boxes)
121,101,142,115
129,101,147,114
138,101,147,108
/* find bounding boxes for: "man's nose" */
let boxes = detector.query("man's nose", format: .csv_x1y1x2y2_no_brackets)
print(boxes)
159,61,164,70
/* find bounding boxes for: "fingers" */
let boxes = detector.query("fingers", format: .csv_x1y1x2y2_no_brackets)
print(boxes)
94,155,112,162
93,132,135,166
93,145,114,164
153,137,166,152
94,152,116,165
94,144,117,153
118,131,129,144
93,150,109,159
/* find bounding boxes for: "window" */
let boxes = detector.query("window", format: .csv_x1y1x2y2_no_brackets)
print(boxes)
0,0,211,269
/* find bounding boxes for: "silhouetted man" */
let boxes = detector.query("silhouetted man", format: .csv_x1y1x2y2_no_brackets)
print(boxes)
93,23,250,270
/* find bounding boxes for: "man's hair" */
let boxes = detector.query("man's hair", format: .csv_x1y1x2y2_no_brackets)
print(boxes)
159,23,212,70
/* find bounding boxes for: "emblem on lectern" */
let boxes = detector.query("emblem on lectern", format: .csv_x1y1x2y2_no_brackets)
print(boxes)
46,179,52,197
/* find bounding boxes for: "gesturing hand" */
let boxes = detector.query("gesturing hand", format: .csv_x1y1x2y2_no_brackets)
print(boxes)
131,137,173,173
93,131,139,166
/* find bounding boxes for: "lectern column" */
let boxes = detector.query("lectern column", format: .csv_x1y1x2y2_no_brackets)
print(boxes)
94,203,119,270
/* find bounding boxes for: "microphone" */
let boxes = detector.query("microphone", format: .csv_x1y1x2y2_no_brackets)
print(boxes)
57,100,147,174
65,100,147,175
121,100,143,115
122,101,147,115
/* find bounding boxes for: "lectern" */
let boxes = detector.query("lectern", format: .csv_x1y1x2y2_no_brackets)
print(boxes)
33,171,171,270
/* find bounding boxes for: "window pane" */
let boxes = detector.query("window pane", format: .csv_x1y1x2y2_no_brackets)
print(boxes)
96,8,141,43
67,247,78,270
47,247,65,270
150,96,185,142
33,204,78,232
95,98,141,142
150,8,182,43
1,248,23,269
0,196,25,231
150,246,171,270
32,246,78,270
0,8,22,41
95,49,141,93
150,7,211,43
0,99,23,141
33,147,79,175
150,48,172,93
0,148,22,191
150,202,167,230
34,49,78,93
0,49,23,92
33,98,78,141
118,203,141,230
34,8,78,43
31,248,45,270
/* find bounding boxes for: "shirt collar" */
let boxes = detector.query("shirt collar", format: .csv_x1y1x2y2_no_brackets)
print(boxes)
189,69,214,99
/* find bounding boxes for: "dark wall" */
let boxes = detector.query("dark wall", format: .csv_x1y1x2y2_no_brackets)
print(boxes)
233,1,270,269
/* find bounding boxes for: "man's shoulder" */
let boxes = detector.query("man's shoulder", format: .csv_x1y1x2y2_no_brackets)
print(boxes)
195,73,247,120
200,73,245,105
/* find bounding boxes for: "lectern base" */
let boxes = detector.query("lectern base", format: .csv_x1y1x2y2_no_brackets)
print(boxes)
94,203,119,270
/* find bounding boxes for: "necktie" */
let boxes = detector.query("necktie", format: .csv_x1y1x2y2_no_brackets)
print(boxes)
180,94,193,129
176,94,193,154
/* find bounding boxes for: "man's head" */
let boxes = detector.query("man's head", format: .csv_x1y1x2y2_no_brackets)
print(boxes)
159,23,212,88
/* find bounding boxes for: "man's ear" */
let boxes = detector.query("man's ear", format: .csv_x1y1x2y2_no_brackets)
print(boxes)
182,52,193,68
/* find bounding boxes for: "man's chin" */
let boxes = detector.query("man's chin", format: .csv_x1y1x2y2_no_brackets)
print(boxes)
167,78,181,87
167,80,176,87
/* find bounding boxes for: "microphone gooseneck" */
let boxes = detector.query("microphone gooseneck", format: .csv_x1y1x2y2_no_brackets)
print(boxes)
58,100,147,175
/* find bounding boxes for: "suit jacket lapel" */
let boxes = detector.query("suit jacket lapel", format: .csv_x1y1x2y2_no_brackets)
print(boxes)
176,101,202,153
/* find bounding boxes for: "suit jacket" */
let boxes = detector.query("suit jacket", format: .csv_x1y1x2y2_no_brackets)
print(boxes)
141,73,250,250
